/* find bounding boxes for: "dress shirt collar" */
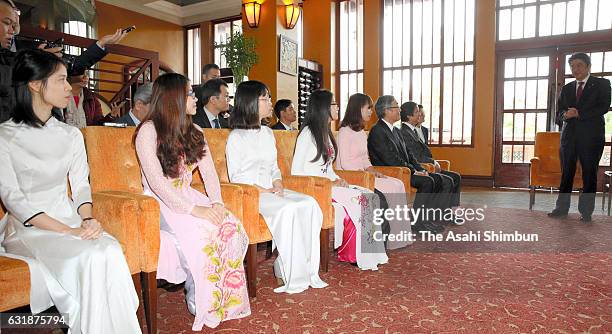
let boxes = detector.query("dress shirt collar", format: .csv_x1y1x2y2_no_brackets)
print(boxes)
127,110,140,126
382,119,396,132
204,106,219,126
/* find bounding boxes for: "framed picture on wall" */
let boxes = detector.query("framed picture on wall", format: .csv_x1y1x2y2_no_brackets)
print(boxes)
279,34,298,76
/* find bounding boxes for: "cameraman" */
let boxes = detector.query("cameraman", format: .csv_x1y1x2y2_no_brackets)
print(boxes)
0,0,127,123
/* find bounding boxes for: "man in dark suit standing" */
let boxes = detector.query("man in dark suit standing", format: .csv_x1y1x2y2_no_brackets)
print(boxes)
367,95,452,233
548,53,611,222
192,78,230,129
114,83,152,126
270,99,297,130
399,102,461,207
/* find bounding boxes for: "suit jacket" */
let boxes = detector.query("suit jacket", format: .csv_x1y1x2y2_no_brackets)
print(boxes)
193,105,230,129
556,76,611,144
367,120,425,173
271,122,295,130
422,126,429,143
114,113,137,126
399,123,434,163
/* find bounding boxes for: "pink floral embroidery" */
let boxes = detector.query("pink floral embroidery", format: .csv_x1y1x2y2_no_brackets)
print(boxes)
218,222,237,243
223,270,245,289
202,215,246,320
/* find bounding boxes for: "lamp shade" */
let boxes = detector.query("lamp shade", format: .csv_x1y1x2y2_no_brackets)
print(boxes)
243,1,261,28
285,4,301,29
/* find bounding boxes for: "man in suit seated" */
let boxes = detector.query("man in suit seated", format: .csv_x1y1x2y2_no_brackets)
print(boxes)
192,78,230,129
399,102,461,207
270,99,297,130
114,83,153,126
367,95,452,233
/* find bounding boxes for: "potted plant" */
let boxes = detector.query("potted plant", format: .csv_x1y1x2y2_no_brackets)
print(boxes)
217,32,259,87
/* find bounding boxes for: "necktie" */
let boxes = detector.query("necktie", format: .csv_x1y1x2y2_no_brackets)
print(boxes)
413,128,421,142
576,81,584,101
212,118,220,129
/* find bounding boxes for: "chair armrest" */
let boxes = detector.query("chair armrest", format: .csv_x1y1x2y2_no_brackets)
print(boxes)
92,192,141,274
335,170,375,190
284,175,334,229
283,175,315,192
97,190,160,273
306,176,334,229
231,183,269,244
371,166,411,194
421,163,436,173
436,160,451,171
220,183,244,222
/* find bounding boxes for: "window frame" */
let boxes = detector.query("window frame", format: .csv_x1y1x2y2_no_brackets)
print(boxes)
184,24,201,85
496,0,612,43
379,0,477,147
212,16,243,69
336,0,365,123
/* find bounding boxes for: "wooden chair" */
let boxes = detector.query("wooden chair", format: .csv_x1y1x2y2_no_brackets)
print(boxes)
529,132,583,210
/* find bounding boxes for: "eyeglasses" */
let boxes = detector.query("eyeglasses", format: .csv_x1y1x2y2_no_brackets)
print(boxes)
187,91,196,97
259,96,272,102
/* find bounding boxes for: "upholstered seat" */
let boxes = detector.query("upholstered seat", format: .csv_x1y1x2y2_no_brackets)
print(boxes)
273,130,378,270
529,132,583,209
0,194,144,330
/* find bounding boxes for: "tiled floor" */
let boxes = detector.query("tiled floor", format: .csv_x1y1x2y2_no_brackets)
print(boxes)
461,186,611,216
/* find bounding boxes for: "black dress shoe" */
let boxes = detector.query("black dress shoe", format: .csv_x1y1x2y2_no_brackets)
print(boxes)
547,210,568,219
579,215,592,222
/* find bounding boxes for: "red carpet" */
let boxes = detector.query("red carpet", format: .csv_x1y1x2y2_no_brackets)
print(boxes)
155,208,611,333
7,208,611,333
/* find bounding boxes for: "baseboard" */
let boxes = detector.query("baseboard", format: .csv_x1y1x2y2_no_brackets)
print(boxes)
461,175,494,188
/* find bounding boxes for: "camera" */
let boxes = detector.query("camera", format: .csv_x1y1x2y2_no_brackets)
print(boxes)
45,38,64,49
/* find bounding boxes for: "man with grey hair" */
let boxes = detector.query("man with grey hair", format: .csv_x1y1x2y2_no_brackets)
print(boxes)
114,83,153,126
367,95,451,233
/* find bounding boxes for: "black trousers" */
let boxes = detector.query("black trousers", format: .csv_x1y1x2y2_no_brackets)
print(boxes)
441,170,461,206
555,135,604,216
410,172,453,220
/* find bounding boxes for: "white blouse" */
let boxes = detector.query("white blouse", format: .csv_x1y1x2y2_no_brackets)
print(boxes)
226,127,282,188
291,126,339,181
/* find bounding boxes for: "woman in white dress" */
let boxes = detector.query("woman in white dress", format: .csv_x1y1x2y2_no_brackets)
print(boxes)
291,89,388,271
0,49,140,333
226,80,327,294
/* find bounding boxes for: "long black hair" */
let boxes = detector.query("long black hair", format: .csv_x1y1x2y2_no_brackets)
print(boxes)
231,80,268,130
300,89,337,164
11,49,66,127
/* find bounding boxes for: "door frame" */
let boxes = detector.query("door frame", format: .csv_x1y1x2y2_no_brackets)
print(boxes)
493,47,558,187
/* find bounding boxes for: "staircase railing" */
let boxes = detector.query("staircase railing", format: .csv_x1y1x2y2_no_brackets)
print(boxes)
18,25,160,113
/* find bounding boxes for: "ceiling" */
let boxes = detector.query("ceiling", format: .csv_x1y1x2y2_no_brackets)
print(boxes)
96,0,241,26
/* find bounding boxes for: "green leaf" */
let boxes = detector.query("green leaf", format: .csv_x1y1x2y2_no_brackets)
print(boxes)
213,290,221,302
211,257,221,266
225,296,241,308
219,32,259,86
228,259,241,269
215,307,225,320
202,245,214,257
207,274,220,283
